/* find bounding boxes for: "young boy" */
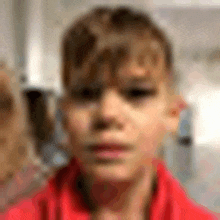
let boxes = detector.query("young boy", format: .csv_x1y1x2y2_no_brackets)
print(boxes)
3,6,218,219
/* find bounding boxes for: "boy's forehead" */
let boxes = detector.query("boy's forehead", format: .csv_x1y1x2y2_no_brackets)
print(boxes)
106,57,166,86
117,38,166,84
119,57,165,81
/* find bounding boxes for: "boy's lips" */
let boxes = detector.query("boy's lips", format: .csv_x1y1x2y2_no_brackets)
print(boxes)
88,143,132,160
90,143,130,151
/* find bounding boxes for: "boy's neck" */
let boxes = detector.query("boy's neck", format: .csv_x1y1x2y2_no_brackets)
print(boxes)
77,167,157,219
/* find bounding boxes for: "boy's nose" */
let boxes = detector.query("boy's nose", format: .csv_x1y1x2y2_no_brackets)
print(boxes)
94,90,124,130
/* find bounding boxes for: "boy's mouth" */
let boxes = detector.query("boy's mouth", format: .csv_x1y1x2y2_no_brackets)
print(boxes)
88,143,132,160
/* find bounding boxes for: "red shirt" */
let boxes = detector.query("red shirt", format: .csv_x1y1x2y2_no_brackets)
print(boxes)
2,159,218,219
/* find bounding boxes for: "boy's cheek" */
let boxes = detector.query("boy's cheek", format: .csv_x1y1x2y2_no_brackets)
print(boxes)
67,110,90,134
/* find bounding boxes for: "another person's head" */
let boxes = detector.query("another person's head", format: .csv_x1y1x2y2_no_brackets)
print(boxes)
0,67,53,211
61,7,185,182
0,66,31,184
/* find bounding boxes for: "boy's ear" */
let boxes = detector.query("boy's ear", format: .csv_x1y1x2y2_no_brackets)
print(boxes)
166,95,187,134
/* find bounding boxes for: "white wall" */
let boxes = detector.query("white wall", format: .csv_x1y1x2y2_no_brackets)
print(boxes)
152,0,220,7
193,88,220,146
181,63,220,148
25,0,46,89
0,0,16,69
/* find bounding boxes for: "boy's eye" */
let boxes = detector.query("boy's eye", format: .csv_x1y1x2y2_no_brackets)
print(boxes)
71,87,101,101
124,88,157,99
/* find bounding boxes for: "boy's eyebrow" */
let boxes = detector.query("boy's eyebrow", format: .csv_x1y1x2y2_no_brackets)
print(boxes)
118,75,154,86
70,77,154,91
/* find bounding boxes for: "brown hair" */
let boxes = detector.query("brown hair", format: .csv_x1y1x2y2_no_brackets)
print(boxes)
62,6,173,92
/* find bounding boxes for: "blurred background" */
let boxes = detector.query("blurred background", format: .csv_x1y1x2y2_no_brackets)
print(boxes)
1,0,220,213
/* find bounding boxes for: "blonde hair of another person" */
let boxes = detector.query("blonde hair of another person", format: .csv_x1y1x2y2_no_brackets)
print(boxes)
0,63,51,209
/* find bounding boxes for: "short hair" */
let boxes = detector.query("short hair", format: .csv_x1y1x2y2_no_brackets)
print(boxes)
62,6,173,92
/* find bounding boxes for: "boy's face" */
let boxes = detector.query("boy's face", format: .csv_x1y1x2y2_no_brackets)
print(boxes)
64,56,180,182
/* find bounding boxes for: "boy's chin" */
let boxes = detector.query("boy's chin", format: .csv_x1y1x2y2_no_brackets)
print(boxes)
88,162,136,182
